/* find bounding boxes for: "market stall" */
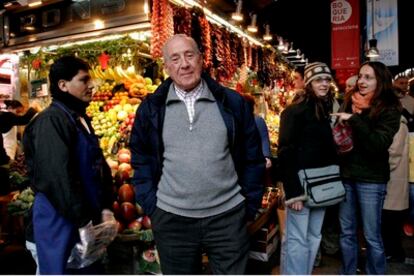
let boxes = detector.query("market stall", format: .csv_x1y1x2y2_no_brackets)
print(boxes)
1,0,295,273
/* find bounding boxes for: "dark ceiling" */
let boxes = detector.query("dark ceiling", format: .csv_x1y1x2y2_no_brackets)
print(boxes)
206,0,413,76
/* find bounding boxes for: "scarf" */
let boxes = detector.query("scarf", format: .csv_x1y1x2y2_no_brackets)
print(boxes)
351,91,374,114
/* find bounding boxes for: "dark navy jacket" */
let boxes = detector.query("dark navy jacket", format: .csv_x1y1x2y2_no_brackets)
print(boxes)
129,73,265,219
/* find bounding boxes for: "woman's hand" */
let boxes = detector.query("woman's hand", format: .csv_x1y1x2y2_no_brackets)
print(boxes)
331,112,352,124
288,201,304,211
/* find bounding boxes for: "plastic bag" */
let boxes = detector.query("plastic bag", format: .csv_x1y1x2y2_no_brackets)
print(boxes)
67,219,118,269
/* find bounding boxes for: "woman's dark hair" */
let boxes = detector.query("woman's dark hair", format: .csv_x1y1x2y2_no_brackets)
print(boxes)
294,66,305,79
49,56,90,97
4,100,23,109
300,83,335,120
343,61,401,117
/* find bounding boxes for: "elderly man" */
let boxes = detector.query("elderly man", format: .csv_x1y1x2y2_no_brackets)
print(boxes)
130,34,265,274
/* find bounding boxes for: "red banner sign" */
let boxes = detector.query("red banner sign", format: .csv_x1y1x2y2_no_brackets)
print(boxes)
331,0,360,69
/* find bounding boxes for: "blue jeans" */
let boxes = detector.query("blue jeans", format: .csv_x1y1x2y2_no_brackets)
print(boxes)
339,181,386,274
280,205,325,275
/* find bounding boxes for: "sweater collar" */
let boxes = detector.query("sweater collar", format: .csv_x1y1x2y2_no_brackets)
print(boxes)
149,72,225,108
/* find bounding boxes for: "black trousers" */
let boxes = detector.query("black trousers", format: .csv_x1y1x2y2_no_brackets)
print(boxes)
382,209,406,259
151,202,250,274
0,166,9,195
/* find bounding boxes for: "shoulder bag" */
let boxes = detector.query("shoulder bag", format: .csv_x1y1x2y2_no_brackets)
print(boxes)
298,165,345,208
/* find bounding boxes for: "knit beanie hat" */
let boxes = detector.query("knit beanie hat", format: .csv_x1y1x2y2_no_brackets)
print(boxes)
304,62,332,86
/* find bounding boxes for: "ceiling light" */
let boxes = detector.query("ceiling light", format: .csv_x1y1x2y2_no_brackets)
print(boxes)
28,0,42,7
366,0,380,59
24,26,36,31
366,39,379,58
247,14,258,33
282,42,289,54
277,36,285,51
288,42,296,53
263,24,272,41
94,19,105,29
295,49,301,59
143,0,149,14
231,0,243,21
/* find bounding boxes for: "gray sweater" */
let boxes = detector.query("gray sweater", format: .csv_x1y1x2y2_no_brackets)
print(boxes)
156,83,244,217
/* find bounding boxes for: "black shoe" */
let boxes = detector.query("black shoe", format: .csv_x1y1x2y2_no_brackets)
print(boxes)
386,254,405,263
314,249,322,267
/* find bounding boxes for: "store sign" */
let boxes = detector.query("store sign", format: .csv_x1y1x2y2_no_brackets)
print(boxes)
0,54,19,100
330,0,360,70
30,79,48,98
366,0,399,66
4,0,148,47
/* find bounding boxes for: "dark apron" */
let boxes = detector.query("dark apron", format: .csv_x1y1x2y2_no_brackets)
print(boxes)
33,102,106,274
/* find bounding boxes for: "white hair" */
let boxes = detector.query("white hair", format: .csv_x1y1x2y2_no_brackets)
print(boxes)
162,34,200,61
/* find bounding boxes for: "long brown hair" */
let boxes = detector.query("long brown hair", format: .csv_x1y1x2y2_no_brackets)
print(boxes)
343,61,401,117
294,83,335,121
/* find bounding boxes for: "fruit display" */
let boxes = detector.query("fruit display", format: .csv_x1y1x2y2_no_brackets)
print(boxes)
265,110,280,156
86,72,156,156
112,180,152,236
84,65,160,241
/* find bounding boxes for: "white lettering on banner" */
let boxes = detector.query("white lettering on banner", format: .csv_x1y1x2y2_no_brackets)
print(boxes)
332,24,359,31
331,0,352,24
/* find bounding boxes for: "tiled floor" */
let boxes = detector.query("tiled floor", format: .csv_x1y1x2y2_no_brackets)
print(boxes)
247,234,414,275
1,234,413,274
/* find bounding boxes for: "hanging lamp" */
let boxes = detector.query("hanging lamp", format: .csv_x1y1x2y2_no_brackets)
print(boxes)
263,24,272,41
247,14,258,33
231,0,243,21
366,0,379,59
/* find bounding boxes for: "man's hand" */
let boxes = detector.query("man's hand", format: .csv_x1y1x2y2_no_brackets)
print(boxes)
101,209,115,222
265,158,272,169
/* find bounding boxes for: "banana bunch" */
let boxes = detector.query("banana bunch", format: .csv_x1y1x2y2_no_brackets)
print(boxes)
90,66,125,83
89,64,147,85
115,66,138,83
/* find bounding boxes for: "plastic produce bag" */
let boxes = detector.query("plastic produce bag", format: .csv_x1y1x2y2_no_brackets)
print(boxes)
67,218,117,269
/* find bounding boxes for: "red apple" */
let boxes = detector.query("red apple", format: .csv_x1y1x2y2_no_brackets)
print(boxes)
118,148,131,155
112,200,121,218
121,202,137,222
115,220,125,233
118,183,135,203
128,219,142,231
141,215,152,229
118,163,132,174
118,153,131,164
